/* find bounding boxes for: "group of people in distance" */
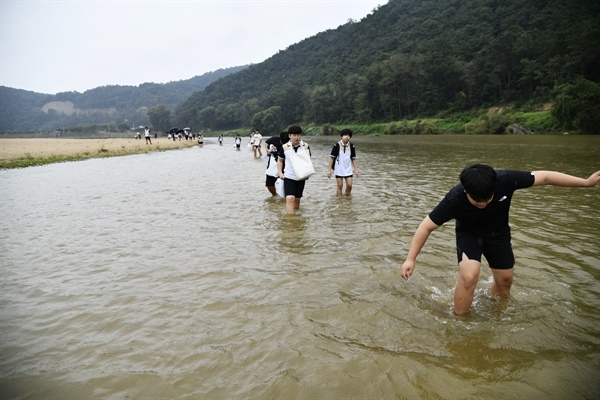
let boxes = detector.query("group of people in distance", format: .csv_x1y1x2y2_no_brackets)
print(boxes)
258,125,600,315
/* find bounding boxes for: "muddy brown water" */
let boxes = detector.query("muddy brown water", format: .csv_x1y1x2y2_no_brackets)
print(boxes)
1,135,599,399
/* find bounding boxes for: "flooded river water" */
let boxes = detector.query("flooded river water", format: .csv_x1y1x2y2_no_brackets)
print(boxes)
1,135,599,399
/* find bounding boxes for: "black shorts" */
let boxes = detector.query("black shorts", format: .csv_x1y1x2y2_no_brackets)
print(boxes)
283,178,306,198
265,175,277,186
456,231,514,269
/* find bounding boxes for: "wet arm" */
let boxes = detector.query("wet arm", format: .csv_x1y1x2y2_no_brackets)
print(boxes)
400,216,439,280
277,158,284,179
327,157,334,178
532,170,600,187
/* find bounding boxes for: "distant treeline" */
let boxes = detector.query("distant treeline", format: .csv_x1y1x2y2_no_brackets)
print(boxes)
0,66,247,132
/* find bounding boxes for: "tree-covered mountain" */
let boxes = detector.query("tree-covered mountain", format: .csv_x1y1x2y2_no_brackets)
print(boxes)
173,0,600,134
0,66,247,132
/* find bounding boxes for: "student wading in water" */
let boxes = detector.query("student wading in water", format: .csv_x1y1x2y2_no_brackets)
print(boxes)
277,125,314,214
327,128,359,196
400,164,600,315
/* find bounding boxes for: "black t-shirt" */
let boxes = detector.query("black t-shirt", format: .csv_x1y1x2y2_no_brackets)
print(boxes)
428,170,535,237
266,136,283,154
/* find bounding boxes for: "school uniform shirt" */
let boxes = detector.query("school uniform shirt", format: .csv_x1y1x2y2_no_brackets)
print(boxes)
278,141,311,181
428,170,535,237
330,141,356,176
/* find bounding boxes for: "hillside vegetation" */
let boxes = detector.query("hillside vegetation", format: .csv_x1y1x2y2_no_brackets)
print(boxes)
173,0,599,134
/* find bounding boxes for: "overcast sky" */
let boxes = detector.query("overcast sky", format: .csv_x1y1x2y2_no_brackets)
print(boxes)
1,0,387,94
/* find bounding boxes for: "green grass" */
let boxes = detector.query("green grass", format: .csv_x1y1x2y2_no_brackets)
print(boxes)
207,108,568,137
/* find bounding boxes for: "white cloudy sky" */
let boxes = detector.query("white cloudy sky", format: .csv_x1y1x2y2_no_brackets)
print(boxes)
1,0,387,94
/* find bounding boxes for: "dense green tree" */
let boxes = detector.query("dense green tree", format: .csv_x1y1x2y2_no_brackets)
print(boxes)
197,106,216,130
147,105,171,133
552,77,600,133
251,106,283,136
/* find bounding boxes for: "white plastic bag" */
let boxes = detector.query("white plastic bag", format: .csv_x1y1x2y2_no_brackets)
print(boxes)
265,155,278,177
275,178,285,198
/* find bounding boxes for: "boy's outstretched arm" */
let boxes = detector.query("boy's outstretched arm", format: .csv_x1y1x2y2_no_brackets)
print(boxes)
532,170,600,187
400,216,439,281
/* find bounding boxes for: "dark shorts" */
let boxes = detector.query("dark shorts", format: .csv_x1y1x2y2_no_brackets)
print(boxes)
456,231,514,270
266,175,277,186
283,178,306,198
335,175,353,179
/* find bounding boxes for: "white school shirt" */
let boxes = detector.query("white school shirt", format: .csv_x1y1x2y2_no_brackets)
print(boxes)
282,141,310,181
334,141,354,176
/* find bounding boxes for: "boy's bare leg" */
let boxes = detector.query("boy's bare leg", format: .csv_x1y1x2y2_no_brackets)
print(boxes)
285,196,296,214
336,177,343,196
454,255,481,314
345,177,353,195
490,268,513,297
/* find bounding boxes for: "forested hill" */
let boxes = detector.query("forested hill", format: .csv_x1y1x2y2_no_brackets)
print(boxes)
173,0,599,132
0,66,247,132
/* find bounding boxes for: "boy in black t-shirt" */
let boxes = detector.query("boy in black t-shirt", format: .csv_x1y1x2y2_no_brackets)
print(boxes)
264,132,289,196
400,164,600,315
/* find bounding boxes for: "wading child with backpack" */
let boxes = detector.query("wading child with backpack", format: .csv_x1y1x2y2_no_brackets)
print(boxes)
327,129,359,196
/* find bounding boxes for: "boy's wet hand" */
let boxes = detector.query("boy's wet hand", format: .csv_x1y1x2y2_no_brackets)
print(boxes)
400,261,414,281
587,170,600,187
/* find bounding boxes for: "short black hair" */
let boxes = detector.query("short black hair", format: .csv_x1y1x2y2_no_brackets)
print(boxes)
459,164,496,202
288,125,302,135
340,128,353,138
279,131,289,144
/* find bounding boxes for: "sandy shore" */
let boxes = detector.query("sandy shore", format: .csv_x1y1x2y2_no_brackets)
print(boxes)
0,138,199,168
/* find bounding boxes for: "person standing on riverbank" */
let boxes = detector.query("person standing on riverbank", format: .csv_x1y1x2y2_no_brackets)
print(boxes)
327,128,359,196
399,164,600,315
277,126,313,214
144,127,152,144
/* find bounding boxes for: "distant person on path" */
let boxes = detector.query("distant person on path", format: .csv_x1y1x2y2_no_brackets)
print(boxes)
219,134,224,146
144,127,152,144
197,134,204,147
277,126,313,214
252,129,263,158
327,128,359,196
169,128,178,141
265,131,289,196
399,164,600,315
